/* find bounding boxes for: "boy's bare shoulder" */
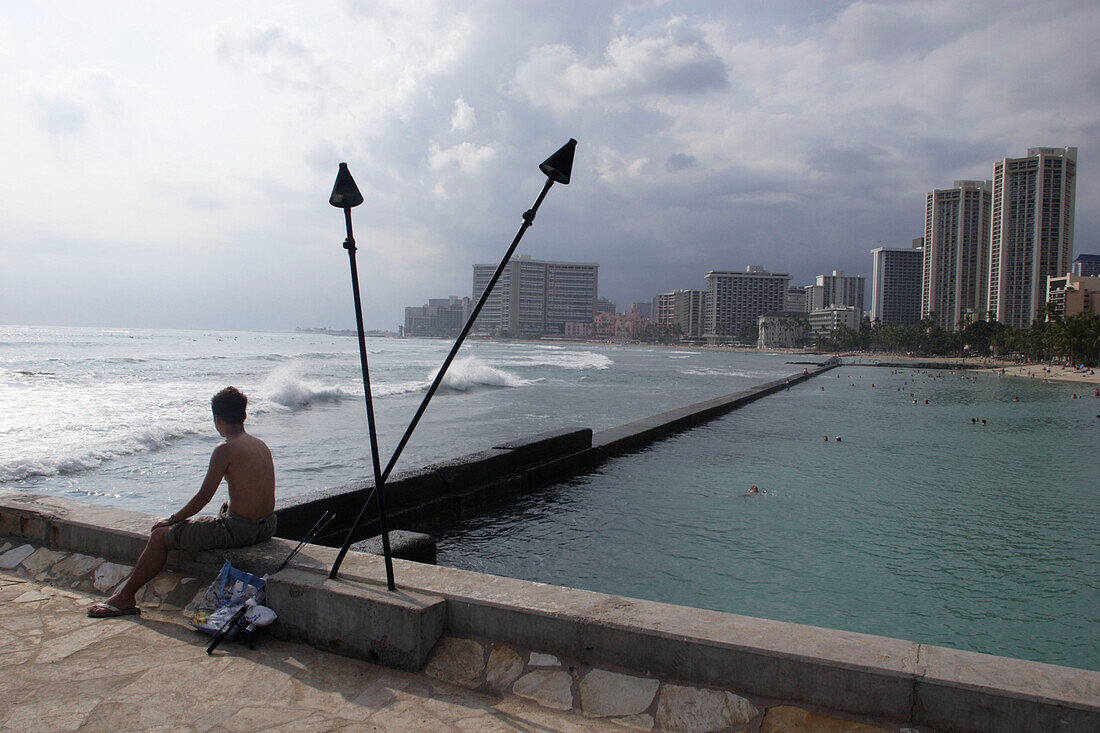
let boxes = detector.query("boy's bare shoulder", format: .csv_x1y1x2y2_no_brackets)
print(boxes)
230,433,273,459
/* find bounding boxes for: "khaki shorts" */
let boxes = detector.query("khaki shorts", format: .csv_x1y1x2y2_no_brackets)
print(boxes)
166,503,276,553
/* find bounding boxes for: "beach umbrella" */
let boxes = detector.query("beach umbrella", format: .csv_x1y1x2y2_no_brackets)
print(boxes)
328,139,577,582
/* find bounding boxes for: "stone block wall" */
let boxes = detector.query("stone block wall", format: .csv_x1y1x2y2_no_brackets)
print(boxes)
422,633,904,732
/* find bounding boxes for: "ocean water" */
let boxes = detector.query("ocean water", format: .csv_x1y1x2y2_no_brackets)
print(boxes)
2,326,1096,669
0,325,789,512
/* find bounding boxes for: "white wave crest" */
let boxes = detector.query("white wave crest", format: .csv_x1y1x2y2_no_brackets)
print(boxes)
437,357,531,392
0,424,198,483
681,367,773,378
260,364,347,410
372,380,430,397
494,350,612,371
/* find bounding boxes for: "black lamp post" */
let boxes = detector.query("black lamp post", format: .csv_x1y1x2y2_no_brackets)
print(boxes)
328,139,577,582
329,162,396,590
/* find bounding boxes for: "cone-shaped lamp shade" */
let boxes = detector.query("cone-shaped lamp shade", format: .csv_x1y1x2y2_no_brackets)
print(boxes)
539,138,577,185
329,162,364,208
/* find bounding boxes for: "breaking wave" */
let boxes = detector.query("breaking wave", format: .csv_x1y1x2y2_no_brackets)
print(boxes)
438,357,531,391
493,350,612,371
680,367,774,379
0,424,199,483
260,366,348,410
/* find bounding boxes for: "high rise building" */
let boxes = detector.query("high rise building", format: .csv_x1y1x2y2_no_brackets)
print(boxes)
1046,273,1100,319
1072,254,1100,277
703,266,790,344
807,306,861,336
785,285,808,313
595,297,617,315
654,289,706,338
546,262,600,333
472,255,598,336
988,147,1077,329
403,296,471,336
808,270,866,315
922,180,992,329
871,240,924,325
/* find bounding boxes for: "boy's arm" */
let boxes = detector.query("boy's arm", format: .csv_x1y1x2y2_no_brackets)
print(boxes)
155,444,231,528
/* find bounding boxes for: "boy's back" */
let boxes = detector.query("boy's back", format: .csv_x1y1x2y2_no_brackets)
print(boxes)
223,432,275,519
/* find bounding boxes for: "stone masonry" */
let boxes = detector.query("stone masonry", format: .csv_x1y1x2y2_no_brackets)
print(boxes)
2,538,912,732
422,633,906,732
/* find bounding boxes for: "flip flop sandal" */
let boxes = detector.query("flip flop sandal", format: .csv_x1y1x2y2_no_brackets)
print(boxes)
87,602,140,618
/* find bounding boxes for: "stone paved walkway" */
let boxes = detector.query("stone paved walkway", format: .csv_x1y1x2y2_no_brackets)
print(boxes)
0,569,625,732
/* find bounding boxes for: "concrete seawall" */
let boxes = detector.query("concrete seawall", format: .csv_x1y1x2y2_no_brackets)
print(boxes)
3,490,1097,733
275,358,840,546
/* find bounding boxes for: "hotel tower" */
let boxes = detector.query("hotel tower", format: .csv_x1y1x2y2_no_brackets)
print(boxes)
871,239,924,326
922,180,992,330
988,147,1077,329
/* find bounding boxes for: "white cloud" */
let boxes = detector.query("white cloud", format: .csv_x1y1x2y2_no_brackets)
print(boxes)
216,23,332,91
450,97,476,132
514,16,727,111
427,141,497,198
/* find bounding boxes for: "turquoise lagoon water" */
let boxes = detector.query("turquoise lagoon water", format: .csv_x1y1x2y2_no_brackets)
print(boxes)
437,366,1100,671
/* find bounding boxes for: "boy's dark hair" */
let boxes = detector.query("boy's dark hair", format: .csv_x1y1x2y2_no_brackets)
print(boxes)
211,387,247,425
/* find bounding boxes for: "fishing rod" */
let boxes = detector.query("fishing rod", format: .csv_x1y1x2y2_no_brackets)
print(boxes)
276,510,336,574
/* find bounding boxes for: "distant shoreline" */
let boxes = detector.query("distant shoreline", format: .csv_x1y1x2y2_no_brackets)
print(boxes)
840,353,1100,386
411,334,1100,386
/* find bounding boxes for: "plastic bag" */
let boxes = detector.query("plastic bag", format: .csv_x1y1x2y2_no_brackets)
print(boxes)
188,560,266,637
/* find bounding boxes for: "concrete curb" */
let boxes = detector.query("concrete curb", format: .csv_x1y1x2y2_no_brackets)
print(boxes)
2,490,1097,733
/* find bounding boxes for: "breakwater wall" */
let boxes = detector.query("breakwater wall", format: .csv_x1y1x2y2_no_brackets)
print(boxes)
274,358,840,547
3,489,1097,733
855,361,986,370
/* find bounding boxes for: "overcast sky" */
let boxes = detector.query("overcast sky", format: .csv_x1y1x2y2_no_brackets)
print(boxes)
2,1,1097,331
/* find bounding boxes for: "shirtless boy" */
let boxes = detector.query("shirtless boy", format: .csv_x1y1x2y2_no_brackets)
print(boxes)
88,387,276,618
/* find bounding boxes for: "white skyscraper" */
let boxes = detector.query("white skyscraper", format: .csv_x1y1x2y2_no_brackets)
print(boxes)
808,270,865,316
922,180,992,330
703,266,790,344
988,147,1077,329
473,255,598,336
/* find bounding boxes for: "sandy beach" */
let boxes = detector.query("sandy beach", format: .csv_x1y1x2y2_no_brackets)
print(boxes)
818,350,1100,386
982,363,1100,386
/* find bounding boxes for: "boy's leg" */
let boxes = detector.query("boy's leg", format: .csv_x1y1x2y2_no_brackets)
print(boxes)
98,526,171,611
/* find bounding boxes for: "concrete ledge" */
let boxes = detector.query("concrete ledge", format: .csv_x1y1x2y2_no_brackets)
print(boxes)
352,530,437,564
915,644,1099,732
267,567,445,671
0,491,152,565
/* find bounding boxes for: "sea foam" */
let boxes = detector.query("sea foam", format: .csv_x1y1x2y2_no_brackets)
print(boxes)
0,424,199,483
437,356,531,391
260,364,347,410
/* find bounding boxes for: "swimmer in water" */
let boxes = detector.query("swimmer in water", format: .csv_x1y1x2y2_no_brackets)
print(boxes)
835,436,842,442
745,485,760,496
